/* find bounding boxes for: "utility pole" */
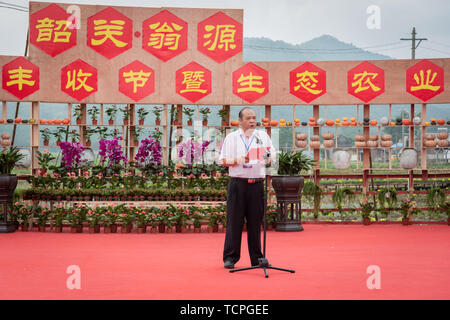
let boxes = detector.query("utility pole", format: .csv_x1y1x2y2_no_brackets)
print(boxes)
400,27,427,59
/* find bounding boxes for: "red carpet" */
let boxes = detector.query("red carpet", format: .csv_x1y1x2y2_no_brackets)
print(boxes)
1,225,449,300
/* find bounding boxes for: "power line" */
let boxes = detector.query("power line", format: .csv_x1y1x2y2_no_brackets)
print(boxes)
421,46,450,56
0,5,28,12
429,40,450,49
0,1,27,9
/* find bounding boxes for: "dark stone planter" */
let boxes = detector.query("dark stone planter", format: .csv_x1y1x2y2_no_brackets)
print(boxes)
0,174,18,233
271,175,305,232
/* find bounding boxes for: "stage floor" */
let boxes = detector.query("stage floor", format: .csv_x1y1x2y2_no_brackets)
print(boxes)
1,225,449,300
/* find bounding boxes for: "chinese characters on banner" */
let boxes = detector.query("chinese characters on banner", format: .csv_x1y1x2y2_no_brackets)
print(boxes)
406,59,444,102
29,3,77,57
176,62,211,103
142,10,188,61
290,62,326,103
347,61,385,103
233,63,268,103
119,60,155,102
87,7,133,59
4,3,445,102
61,59,98,101
197,11,243,63
2,57,40,99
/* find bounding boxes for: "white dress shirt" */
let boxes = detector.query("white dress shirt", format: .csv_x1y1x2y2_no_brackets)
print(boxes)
219,128,276,178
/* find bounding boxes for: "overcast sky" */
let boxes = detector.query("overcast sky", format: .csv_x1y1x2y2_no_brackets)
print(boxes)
1,0,449,59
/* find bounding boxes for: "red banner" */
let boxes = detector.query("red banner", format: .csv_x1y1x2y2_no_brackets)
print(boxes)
29,3,77,57
119,60,155,102
197,11,243,63
232,63,268,103
406,59,444,102
290,62,326,103
2,57,40,100
87,7,133,59
142,10,188,62
61,59,98,101
347,61,385,103
176,62,212,103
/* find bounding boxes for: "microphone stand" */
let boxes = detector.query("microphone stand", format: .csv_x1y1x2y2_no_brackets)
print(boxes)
230,140,295,278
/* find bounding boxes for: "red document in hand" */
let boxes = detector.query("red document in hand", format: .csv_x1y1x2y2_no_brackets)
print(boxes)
247,147,266,161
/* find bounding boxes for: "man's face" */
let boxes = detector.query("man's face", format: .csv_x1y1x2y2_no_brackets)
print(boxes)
239,109,256,133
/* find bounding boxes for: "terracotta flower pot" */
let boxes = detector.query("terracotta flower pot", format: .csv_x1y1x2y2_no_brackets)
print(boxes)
139,120,144,125
194,227,201,233
43,140,49,146
104,226,111,233
402,218,409,226
92,120,98,125
362,218,371,226
110,224,118,233
158,223,166,233
21,224,29,232
108,120,114,125
155,120,161,125
137,226,146,234
187,120,192,126
55,226,63,233
38,225,46,232
202,120,208,126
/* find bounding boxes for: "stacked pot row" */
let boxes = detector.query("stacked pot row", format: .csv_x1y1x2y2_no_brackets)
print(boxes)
424,132,449,148
354,134,393,148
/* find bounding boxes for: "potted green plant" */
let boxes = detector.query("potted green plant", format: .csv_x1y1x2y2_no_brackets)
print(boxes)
272,150,315,231
137,107,149,126
87,208,101,233
439,202,450,225
399,195,416,226
332,186,355,219
153,106,162,125
426,187,445,216
53,206,65,233
40,128,52,146
359,196,375,225
106,105,118,125
73,104,83,125
218,108,229,126
199,107,211,126
121,106,131,125
87,105,99,125
183,107,194,126
377,186,398,218
302,181,322,220
0,147,25,233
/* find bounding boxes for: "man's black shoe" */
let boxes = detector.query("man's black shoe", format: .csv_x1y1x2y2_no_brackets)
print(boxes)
224,260,235,269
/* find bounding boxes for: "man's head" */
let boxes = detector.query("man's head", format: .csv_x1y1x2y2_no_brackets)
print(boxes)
239,107,256,134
